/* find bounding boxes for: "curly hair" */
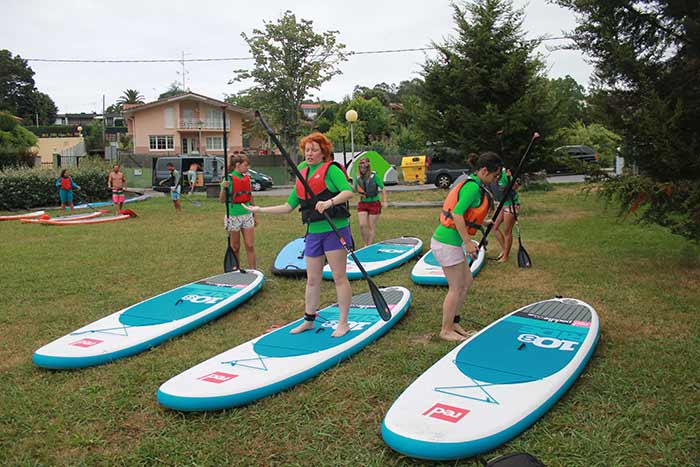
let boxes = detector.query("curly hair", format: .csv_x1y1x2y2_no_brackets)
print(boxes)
299,132,333,162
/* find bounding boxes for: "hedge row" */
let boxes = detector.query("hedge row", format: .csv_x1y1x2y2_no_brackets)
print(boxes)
0,160,113,211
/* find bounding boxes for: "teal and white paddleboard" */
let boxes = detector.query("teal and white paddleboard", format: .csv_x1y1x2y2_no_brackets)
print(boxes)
382,298,599,461
272,236,307,277
33,270,264,369
410,240,485,286
158,286,412,411
322,237,423,280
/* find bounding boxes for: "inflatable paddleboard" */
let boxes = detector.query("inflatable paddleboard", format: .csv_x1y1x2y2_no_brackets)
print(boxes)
0,210,45,221
382,298,599,461
410,240,485,285
73,193,149,210
322,237,423,280
21,210,109,224
158,286,412,411
42,213,134,225
272,237,307,277
33,270,265,369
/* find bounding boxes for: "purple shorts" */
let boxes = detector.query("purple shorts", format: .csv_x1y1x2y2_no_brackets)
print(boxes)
305,226,353,257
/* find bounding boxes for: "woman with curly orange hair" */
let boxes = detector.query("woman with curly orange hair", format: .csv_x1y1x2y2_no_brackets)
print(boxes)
245,132,355,337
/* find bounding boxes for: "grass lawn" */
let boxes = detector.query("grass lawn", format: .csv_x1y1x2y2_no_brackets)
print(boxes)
1,185,698,466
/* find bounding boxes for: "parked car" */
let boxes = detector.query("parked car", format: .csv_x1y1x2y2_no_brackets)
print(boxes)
247,168,274,191
547,145,599,174
425,145,473,189
152,155,224,191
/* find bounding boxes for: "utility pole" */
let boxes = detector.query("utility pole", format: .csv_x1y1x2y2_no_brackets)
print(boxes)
102,94,106,155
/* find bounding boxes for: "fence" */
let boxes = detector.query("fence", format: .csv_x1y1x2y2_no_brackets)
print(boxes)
52,140,87,168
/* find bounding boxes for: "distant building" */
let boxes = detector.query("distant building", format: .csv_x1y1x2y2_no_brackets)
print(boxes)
122,92,249,156
301,103,321,120
54,113,99,126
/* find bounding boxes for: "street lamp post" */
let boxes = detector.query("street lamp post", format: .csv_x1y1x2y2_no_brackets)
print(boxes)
345,109,358,159
197,120,203,154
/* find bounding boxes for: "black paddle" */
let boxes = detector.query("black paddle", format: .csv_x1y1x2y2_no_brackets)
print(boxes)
478,132,540,250
510,200,532,268
255,111,391,322
222,108,240,273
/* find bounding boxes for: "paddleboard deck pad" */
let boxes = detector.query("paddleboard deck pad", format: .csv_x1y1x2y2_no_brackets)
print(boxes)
33,270,265,369
0,210,45,221
272,237,307,277
323,237,423,280
158,286,412,411
410,240,485,285
382,298,599,461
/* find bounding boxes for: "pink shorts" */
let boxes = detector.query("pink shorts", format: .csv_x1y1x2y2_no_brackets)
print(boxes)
112,194,125,203
430,237,466,268
502,204,520,215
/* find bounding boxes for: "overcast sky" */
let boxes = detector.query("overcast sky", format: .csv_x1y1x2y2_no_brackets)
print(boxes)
1,0,593,114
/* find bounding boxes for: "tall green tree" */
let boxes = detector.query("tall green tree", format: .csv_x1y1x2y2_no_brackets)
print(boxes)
417,0,556,168
31,91,58,125
117,89,145,106
545,75,587,129
232,10,347,161
0,49,57,125
553,0,700,240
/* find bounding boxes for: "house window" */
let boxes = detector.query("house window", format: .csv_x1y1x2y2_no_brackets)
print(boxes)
149,135,174,151
206,136,223,151
206,109,223,128
164,107,174,129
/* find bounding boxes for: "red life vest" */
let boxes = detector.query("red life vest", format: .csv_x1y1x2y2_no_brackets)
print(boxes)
60,177,72,190
439,178,490,235
230,174,252,204
295,161,351,224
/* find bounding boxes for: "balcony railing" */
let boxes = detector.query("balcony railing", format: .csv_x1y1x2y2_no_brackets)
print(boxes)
179,119,224,130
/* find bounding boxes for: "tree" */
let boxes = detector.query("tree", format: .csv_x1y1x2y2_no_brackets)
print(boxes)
31,91,58,125
0,111,38,168
232,10,347,161
158,82,186,100
553,0,700,240
0,50,36,120
117,89,145,106
545,75,587,128
417,0,557,169
555,121,622,166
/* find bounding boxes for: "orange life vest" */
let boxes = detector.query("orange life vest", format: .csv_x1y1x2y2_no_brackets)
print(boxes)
230,174,252,204
295,161,350,224
439,177,490,235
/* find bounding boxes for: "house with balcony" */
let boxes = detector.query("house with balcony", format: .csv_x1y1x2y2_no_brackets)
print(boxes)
122,92,249,156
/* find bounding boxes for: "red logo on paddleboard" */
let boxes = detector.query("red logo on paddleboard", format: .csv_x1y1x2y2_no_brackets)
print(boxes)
70,338,103,348
197,371,238,384
422,403,469,423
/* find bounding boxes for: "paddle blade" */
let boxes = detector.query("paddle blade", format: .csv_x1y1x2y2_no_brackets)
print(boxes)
367,280,391,321
224,244,239,273
517,241,532,268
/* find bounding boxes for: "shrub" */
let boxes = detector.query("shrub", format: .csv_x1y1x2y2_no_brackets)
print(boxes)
0,158,112,210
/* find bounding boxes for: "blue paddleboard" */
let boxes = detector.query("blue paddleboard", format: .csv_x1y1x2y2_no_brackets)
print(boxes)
33,270,264,369
157,287,411,411
322,237,423,280
272,237,307,277
382,298,599,460
410,240,485,285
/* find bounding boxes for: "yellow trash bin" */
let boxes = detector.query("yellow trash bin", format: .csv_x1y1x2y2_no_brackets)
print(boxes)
401,155,426,184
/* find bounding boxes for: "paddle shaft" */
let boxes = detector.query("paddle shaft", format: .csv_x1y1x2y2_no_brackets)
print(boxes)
478,133,539,250
222,108,240,272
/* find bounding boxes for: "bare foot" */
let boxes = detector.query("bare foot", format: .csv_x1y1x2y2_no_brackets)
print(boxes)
439,330,467,342
497,257,508,263
290,320,315,334
331,322,350,337
453,323,470,337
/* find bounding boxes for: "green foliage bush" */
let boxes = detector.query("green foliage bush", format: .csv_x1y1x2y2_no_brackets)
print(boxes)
0,158,112,210
24,125,79,137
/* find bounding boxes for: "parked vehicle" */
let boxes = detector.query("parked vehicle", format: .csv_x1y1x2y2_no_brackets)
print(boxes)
547,145,599,174
248,168,274,191
424,145,473,189
152,155,224,191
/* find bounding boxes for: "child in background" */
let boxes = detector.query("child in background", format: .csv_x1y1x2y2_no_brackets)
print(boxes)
55,168,81,212
354,157,388,246
220,154,257,269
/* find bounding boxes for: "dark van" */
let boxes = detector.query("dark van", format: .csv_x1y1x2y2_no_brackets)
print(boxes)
152,155,224,191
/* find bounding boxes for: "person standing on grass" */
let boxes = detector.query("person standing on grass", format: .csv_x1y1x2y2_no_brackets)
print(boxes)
186,163,198,195
244,132,355,338
432,152,502,341
159,162,182,212
353,157,388,246
55,168,80,212
220,153,257,270
492,167,521,262
107,164,127,214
